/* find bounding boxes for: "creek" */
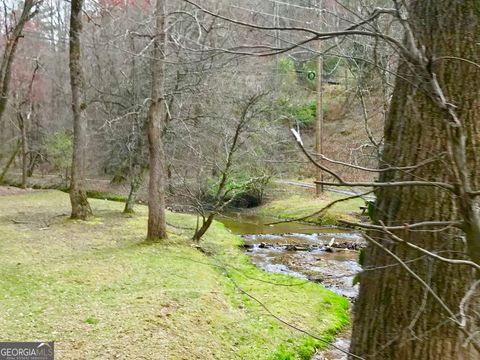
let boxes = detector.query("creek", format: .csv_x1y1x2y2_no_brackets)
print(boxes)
218,212,364,360
219,212,363,298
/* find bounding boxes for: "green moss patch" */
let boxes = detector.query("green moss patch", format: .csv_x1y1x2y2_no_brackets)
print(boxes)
259,191,364,225
0,190,348,359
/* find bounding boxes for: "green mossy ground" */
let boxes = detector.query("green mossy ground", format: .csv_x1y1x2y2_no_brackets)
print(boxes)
0,190,349,359
259,188,365,226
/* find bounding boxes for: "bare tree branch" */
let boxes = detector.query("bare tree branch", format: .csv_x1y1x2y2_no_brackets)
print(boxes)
266,190,373,225
291,128,456,192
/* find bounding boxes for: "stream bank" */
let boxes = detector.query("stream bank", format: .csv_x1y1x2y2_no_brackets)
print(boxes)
218,212,364,359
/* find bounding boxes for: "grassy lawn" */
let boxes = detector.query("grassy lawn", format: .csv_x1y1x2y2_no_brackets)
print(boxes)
0,190,348,359
259,186,365,225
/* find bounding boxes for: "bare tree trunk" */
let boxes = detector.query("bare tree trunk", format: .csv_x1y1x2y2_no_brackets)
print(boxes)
146,0,167,240
68,0,91,220
15,57,39,188
18,114,28,188
27,153,39,177
315,42,323,196
124,166,144,214
23,61,40,180
350,1,480,359
0,141,20,183
0,0,39,125
123,35,147,215
192,214,214,242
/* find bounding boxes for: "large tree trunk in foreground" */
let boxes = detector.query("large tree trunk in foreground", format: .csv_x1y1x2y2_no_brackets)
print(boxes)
146,0,167,240
350,2,480,359
68,0,92,220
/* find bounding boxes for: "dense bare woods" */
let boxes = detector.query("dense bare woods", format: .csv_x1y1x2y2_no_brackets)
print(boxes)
1,1,480,358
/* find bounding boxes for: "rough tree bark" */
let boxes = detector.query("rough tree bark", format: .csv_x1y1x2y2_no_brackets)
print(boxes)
146,0,168,240
68,0,92,220
350,1,480,359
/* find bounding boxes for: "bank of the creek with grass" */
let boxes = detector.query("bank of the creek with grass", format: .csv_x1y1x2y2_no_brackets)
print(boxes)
0,190,350,359
259,186,366,226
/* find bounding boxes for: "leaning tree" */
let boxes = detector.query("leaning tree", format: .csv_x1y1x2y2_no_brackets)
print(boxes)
0,0,41,124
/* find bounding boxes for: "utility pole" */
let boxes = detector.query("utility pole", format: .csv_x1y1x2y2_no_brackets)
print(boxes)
315,0,324,196
274,0,280,83
274,0,280,123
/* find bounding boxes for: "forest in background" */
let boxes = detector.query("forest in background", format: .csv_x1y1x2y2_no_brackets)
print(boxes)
1,1,480,359
0,0,388,208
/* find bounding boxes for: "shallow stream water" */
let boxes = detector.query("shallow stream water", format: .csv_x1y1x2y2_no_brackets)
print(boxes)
218,212,365,360
219,213,363,299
